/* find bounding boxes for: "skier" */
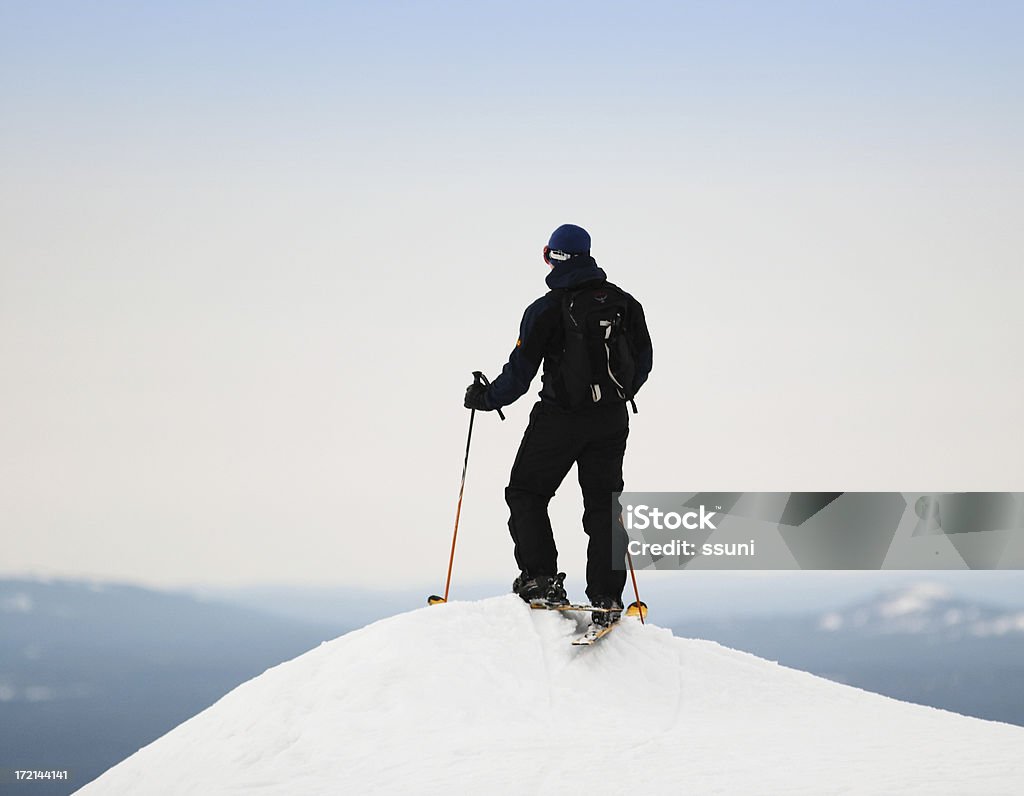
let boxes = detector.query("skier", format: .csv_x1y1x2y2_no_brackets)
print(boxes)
464,224,652,627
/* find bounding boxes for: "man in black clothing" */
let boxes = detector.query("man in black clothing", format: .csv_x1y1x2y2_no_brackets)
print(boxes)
464,224,653,625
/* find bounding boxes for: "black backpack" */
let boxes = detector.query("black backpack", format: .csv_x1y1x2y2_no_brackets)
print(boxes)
553,281,638,412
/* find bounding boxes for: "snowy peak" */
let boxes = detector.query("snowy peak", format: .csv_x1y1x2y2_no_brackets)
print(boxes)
818,582,1024,637
877,581,952,616
79,595,1024,795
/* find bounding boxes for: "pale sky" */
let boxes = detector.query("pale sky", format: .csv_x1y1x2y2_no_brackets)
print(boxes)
1,2,1022,589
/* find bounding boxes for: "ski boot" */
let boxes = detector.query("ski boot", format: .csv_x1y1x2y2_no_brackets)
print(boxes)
590,595,623,627
513,572,569,607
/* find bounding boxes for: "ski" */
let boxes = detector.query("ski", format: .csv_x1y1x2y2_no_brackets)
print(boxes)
529,601,618,613
571,620,619,646
529,600,646,645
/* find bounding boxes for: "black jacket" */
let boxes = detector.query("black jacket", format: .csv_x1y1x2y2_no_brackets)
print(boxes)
485,256,653,410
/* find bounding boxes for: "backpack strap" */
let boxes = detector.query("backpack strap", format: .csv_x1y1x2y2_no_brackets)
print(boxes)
603,283,639,413
560,280,640,414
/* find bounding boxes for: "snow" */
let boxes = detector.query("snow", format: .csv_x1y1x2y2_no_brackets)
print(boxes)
1,591,34,613
972,612,1024,637
78,596,1024,795
878,581,951,617
0,681,59,703
818,611,843,631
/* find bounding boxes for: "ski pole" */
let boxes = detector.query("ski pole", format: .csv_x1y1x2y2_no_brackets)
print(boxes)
617,508,648,622
428,372,503,606
626,550,647,625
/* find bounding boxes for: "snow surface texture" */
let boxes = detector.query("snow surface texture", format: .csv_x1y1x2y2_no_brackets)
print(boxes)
79,596,1024,795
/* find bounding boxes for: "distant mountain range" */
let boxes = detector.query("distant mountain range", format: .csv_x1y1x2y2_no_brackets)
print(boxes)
816,581,1024,638
672,582,1024,727
0,578,345,796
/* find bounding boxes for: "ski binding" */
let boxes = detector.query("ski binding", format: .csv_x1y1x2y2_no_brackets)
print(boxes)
571,621,619,646
529,601,618,613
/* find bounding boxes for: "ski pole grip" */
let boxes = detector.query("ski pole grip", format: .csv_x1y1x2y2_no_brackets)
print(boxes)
472,371,505,421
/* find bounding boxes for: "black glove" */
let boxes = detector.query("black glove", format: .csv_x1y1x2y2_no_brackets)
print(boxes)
464,382,492,411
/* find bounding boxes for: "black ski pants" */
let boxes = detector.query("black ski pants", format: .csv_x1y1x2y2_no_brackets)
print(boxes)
505,400,629,603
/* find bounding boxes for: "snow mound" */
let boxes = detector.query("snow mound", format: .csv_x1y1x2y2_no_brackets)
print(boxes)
79,595,1024,795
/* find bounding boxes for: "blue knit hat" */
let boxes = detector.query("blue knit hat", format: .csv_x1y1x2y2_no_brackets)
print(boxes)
547,224,591,255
